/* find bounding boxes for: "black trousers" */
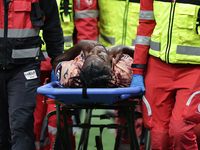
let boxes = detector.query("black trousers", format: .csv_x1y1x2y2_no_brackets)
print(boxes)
0,62,41,150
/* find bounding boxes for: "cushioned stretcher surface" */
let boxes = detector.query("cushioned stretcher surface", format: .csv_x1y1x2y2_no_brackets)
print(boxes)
37,81,141,105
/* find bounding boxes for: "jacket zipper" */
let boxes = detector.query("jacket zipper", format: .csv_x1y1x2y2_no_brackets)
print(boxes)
165,1,176,63
3,0,10,69
122,0,129,45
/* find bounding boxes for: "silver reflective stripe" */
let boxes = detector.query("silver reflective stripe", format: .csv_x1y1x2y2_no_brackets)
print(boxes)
132,39,136,46
42,51,49,58
35,137,50,149
150,41,160,51
100,34,115,45
7,28,39,38
142,95,152,116
135,35,151,45
64,36,72,43
139,10,155,20
177,45,200,56
75,10,99,19
186,91,200,106
12,47,40,58
77,0,80,8
48,125,57,135
0,29,3,37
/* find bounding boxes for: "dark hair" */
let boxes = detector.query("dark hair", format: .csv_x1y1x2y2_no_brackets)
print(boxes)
69,63,118,88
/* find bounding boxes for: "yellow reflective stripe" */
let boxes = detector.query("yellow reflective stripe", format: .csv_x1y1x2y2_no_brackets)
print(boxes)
135,36,151,45
139,10,155,20
177,45,200,56
0,28,40,38
12,47,40,59
75,10,99,19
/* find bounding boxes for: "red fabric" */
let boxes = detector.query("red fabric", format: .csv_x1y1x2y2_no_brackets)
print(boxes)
34,60,75,150
143,56,200,149
0,0,39,29
194,124,200,149
132,0,156,75
47,104,75,150
34,70,51,150
73,0,99,43
115,102,143,144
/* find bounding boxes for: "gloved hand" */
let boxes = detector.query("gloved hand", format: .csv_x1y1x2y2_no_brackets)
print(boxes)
130,74,145,95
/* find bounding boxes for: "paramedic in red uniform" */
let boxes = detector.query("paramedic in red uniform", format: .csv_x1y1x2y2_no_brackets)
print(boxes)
131,0,200,150
131,0,200,149
0,0,63,150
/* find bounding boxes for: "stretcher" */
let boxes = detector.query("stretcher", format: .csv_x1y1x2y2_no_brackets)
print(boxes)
37,81,146,150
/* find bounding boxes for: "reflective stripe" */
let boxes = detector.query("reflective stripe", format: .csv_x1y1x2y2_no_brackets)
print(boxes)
12,47,40,59
150,42,200,55
132,39,136,46
0,29,3,37
186,91,200,106
100,34,115,45
75,10,99,19
139,10,155,20
135,36,151,45
35,137,50,149
64,35,73,43
48,125,57,135
142,95,152,116
0,28,40,38
177,45,200,56
77,0,80,8
42,51,49,58
150,41,160,51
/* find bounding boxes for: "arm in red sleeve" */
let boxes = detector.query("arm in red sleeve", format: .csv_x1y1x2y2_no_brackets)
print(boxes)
132,0,156,75
73,0,99,43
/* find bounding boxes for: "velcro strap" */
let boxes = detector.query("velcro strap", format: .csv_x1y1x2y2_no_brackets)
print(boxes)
131,64,146,68
82,88,89,99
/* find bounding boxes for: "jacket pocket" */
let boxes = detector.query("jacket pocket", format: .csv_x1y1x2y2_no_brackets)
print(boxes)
182,91,200,124
30,2,45,27
176,4,197,30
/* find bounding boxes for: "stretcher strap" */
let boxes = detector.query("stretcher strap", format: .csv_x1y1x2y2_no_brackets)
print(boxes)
82,87,89,99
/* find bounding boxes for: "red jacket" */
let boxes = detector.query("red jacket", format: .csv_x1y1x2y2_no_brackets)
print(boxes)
73,0,99,43
132,0,156,75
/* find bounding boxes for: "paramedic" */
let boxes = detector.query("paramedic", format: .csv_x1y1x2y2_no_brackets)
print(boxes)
0,0,63,150
131,0,200,149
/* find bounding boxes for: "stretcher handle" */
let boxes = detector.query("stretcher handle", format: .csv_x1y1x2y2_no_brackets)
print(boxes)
40,119,48,143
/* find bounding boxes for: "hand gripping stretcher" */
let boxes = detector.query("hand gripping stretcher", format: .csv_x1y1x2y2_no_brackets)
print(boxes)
37,81,150,150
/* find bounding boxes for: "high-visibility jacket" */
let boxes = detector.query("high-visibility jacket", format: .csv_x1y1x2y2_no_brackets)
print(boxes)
132,0,200,74
41,0,74,52
98,0,140,47
0,0,63,69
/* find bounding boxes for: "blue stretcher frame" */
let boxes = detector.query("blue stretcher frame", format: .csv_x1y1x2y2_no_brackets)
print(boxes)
37,81,142,150
37,81,142,105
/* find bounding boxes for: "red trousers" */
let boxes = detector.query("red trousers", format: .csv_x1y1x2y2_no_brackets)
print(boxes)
34,58,75,150
143,56,200,150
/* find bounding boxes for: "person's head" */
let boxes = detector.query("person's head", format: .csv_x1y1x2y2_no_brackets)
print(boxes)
69,45,117,88
82,45,111,71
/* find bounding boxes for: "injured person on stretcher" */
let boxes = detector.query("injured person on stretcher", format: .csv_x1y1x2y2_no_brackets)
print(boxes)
52,39,143,150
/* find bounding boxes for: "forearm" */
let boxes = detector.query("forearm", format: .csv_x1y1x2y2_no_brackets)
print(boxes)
52,43,82,70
